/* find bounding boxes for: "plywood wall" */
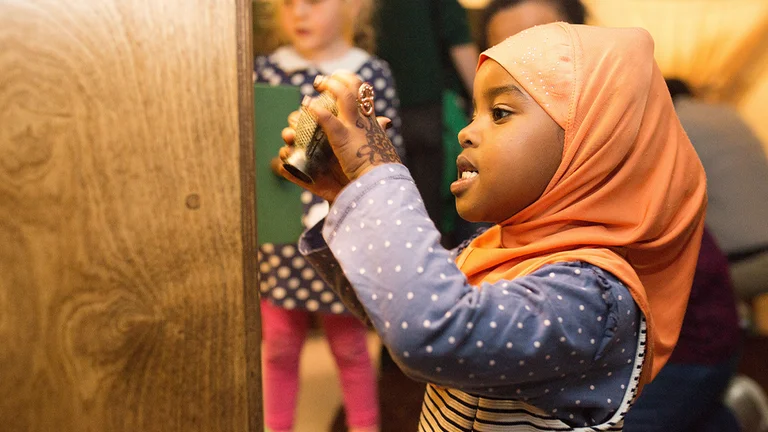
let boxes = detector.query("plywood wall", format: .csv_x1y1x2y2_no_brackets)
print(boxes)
0,0,261,431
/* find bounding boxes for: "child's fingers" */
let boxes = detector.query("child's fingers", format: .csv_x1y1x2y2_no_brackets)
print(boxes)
322,77,360,122
277,162,311,188
329,71,365,90
281,127,296,146
270,156,284,176
306,99,349,151
314,73,367,122
377,116,392,130
314,71,361,93
287,110,300,129
278,144,293,161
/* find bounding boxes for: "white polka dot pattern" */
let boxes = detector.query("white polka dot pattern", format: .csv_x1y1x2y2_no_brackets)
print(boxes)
254,50,404,314
299,164,643,428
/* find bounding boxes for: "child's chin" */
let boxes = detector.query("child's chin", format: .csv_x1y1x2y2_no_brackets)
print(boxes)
456,204,483,223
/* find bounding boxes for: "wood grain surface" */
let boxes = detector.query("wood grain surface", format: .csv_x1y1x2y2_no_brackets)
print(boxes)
0,0,260,430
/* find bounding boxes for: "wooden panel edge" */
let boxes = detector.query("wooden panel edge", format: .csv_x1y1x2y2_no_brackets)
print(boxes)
235,0,261,430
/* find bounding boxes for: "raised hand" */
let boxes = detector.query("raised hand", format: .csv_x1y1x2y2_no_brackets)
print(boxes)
277,71,401,202
309,72,402,181
277,112,350,204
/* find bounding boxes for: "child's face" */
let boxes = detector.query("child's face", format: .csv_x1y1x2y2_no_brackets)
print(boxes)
452,59,564,223
278,0,349,56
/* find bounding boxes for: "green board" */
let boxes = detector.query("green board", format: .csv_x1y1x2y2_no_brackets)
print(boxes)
254,83,304,245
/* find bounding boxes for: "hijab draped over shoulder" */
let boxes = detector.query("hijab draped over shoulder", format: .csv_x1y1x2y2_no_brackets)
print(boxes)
456,23,707,387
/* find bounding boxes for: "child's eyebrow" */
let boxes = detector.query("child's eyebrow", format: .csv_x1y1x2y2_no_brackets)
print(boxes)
485,85,527,101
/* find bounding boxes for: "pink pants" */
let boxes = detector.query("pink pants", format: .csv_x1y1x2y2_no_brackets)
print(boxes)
261,300,379,430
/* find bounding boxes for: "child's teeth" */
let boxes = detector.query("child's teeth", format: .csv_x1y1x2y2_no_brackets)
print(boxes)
461,171,478,179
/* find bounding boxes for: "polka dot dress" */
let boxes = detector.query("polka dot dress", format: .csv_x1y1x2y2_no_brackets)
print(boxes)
255,46,403,314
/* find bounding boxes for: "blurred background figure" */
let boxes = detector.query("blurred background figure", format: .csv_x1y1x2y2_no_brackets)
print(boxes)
666,78,768,304
478,0,586,49
253,0,404,430
623,227,743,432
375,0,479,248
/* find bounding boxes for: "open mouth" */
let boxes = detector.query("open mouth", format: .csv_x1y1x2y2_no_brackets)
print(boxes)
456,156,478,180
451,155,478,196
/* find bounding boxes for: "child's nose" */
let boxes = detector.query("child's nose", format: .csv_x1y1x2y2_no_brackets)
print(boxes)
458,124,477,148
291,0,310,16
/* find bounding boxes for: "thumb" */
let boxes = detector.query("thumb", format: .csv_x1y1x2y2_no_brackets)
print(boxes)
307,102,349,154
306,98,373,180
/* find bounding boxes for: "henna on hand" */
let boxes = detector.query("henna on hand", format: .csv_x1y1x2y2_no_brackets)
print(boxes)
355,116,401,165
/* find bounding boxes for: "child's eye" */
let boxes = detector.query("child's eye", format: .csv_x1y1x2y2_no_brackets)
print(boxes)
492,107,513,122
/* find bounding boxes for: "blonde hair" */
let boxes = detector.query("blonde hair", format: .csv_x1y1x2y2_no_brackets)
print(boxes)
265,0,377,54
353,0,376,54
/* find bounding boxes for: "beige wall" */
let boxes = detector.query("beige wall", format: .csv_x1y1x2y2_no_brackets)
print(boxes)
740,70,768,152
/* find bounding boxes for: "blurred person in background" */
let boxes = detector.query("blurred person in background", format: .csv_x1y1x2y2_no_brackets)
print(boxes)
623,226,742,432
480,2,744,431
375,0,479,245
478,0,586,50
253,0,404,430
666,78,768,304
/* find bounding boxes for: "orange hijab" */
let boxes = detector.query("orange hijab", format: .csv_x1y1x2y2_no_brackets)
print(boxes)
456,23,707,387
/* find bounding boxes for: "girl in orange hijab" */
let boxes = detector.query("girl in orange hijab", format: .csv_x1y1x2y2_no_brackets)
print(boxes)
281,22,706,431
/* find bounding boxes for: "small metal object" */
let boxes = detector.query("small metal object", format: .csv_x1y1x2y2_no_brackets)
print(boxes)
283,91,339,184
357,82,375,116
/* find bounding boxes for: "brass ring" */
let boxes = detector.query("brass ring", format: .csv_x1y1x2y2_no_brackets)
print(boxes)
357,82,375,117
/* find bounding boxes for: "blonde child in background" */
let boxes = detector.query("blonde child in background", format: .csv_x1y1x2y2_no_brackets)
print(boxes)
254,1,403,431
279,22,707,431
